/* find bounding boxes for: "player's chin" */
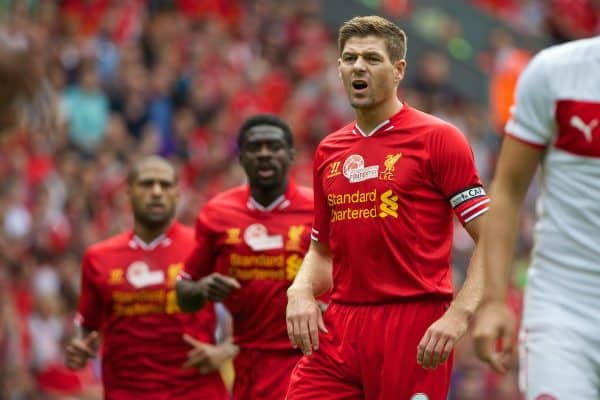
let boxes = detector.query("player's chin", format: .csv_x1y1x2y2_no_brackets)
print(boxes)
143,213,172,226
254,176,281,190
350,98,373,109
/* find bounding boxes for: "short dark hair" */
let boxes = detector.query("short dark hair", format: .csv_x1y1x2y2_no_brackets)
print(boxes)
338,15,407,62
237,114,293,149
127,155,177,185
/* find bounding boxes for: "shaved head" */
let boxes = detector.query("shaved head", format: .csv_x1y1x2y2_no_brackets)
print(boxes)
127,156,177,186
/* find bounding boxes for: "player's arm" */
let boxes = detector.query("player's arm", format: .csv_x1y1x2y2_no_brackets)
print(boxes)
66,251,102,370
65,325,100,370
286,240,333,356
182,335,239,374
417,214,486,370
176,218,240,312
176,279,208,312
176,274,241,312
473,136,543,372
182,304,239,374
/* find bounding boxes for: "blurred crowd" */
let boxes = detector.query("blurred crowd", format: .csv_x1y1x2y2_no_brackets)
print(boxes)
0,0,595,399
472,0,600,42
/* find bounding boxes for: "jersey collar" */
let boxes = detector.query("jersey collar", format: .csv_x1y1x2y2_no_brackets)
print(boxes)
128,222,177,250
352,102,408,137
246,180,296,212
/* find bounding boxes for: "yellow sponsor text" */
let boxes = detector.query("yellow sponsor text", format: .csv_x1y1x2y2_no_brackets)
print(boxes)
113,289,165,303
230,253,284,268
327,189,377,206
229,267,286,281
331,207,378,222
112,289,182,316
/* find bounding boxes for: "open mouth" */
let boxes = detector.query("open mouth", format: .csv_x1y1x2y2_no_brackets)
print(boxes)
352,80,368,91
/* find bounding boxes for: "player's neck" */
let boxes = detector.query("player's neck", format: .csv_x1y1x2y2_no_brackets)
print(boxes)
250,180,288,208
355,98,403,134
134,220,172,244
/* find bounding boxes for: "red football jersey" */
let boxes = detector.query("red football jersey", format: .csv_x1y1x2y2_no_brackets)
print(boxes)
181,182,313,350
311,105,489,304
77,222,226,399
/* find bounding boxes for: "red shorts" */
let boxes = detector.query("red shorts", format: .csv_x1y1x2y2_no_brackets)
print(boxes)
233,348,301,400
104,371,228,400
286,300,453,400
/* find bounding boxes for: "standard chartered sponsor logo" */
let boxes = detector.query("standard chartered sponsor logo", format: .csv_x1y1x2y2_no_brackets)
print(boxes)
379,189,398,218
327,189,377,206
228,253,302,281
230,253,284,268
112,289,181,316
329,189,399,222
331,207,379,222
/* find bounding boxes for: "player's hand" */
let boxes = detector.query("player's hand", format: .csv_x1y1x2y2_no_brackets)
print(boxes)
65,331,99,370
198,273,241,302
182,334,235,374
417,306,469,370
286,286,328,356
473,300,515,374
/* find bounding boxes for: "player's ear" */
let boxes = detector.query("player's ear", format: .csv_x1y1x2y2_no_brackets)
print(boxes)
289,147,297,163
394,59,406,83
337,58,342,78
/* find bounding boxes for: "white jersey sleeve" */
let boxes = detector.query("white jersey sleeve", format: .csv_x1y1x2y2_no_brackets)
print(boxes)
505,51,555,146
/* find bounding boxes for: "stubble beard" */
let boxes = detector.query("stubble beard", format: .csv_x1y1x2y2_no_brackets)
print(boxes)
350,94,375,110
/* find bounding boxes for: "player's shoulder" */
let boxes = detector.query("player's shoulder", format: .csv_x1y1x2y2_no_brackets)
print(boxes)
295,184,314,200
535,37,600,66
169,221,194,242
292,184,314,208
83,231,131,268
85,231,130,256
404,106,465,142
406,106,453,129
199,185,247,221
317,122,356,150
204,185,247,209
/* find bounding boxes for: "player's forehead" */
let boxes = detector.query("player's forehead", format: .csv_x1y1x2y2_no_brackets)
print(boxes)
341,35,388,56
134,161,176,183
243,124,287,144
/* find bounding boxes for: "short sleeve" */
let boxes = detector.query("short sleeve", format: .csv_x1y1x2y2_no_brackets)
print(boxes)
310,146,329,243
504,51,554,146
431,124,490,225
180,210,217,281
76,251,103,330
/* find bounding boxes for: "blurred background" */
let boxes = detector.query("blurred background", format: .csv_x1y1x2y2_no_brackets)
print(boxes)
0,0,598,399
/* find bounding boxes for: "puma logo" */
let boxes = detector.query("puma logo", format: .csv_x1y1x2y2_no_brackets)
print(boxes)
570,115,598,142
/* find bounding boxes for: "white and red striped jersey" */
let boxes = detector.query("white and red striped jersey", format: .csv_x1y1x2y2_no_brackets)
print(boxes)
312,104,488,304
506,36,600,306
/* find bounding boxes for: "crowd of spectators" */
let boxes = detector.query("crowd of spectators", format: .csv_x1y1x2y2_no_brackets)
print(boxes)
472,0,600,42
2,0,592,398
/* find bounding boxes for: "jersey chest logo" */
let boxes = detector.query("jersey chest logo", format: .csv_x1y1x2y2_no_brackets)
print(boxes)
343,154,379,183
379,153,402,181
330,153,404,183
555,100,600,157
126,261,165,288
244,223,283,251
569,115,598,143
